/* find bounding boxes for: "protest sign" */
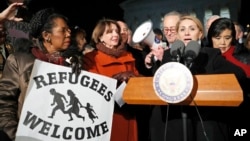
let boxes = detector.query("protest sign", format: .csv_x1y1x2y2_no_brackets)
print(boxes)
15,59,117,141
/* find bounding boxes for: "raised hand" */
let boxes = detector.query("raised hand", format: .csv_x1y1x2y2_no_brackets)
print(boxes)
0,2,24,23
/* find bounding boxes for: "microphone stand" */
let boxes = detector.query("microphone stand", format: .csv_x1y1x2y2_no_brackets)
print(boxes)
180,57,194,141
167,49,188,141
182,111,187,141
171,48,184,63
184,57,193,70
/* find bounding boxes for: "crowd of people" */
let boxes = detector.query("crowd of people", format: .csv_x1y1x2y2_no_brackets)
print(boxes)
0,2,250,141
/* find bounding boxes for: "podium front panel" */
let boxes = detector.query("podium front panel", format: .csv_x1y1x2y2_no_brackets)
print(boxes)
122,74,243,106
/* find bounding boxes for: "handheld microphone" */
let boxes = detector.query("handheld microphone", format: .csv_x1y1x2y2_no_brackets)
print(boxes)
183,40,200,69
170,40,185,63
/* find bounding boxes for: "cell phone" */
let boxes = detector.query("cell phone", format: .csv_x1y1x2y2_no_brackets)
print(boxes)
15,6,28,18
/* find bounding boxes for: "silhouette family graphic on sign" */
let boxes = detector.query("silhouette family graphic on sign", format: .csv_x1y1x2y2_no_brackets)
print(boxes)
83,102,99,123
48,88,98,123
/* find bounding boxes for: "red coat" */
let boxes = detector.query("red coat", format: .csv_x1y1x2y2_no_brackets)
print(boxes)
83,49,138,141
83,49,139,77
222,46,250,77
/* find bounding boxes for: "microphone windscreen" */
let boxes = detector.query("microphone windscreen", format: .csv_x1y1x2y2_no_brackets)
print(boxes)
184,40,200,58
170,40,185,56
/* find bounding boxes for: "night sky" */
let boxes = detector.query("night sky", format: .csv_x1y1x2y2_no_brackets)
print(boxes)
30,0,126,41
1,0,250,40
0,0,126,41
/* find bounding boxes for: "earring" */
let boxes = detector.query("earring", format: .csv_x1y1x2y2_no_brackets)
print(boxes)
46,38,51,43
101,40,106,45
198,38,201,45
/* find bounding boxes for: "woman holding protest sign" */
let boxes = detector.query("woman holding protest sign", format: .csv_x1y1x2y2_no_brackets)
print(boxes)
0,8,80,141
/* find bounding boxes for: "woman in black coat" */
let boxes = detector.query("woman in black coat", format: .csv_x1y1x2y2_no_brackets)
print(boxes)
147,15,248,141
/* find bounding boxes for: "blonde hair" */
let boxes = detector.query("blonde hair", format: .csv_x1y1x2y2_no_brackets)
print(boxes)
176,15,204,39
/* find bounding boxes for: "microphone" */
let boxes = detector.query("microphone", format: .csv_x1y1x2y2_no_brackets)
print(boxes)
183,40,200,69
170,40,185,63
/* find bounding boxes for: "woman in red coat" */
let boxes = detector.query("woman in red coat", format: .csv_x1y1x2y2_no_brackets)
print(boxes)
83,19,139,141
207,17,250,77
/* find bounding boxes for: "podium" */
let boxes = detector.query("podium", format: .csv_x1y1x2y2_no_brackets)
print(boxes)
123,74,243,107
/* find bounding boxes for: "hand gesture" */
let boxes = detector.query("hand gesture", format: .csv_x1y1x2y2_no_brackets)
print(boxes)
0,2,24,23
151,45,164,61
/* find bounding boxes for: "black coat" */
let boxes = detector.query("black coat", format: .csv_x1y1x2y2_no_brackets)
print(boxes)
149,47,250,141
126,44,153,76
160,47,246,78
159,46,249,102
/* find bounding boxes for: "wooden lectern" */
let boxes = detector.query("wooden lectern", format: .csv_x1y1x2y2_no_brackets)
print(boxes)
123,74,243,107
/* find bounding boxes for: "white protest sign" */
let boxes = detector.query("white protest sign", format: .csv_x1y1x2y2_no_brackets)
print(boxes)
15,59,117,141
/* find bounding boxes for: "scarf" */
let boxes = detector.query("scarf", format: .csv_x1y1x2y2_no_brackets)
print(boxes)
31,47,65,65
223,46,250,77
96,42,126,58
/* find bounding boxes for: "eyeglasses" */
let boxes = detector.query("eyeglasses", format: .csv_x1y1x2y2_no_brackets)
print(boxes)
52,27,71,36
162,27,176,33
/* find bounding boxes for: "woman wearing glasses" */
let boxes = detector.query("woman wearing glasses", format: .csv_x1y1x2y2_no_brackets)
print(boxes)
0,8,73,141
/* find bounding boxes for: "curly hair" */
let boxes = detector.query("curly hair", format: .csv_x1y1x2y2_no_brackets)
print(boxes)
29,8,68,40
29,8,54,38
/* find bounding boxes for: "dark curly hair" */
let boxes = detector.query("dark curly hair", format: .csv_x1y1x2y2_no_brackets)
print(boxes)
29,8,68,40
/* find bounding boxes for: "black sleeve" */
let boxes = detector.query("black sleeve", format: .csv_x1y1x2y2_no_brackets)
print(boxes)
206,48,249,96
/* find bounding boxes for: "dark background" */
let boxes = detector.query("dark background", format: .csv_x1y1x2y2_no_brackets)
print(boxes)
0,0,126,41
1,0,250,41
26,0,126,40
